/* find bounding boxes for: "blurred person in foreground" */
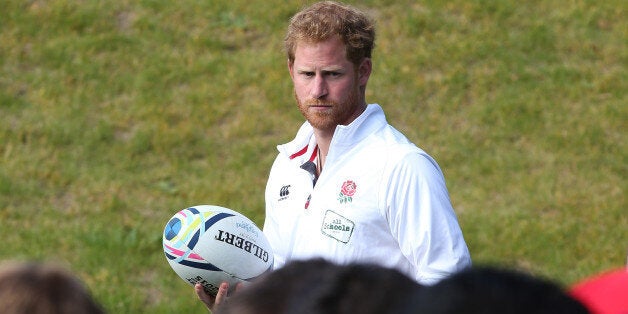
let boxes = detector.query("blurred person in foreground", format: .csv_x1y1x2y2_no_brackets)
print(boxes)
0,261,105,314
415,266,590,314
569,266,628,314
214,258,422,314
196,1,471,310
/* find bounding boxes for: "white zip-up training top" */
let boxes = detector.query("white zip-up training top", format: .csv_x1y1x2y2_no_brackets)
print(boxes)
263,104,471,285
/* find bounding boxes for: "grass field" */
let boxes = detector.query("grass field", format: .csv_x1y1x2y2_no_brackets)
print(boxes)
1,0,626,312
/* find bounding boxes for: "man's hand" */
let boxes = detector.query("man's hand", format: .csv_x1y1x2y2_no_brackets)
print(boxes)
195,281,246,312
195,282,229,312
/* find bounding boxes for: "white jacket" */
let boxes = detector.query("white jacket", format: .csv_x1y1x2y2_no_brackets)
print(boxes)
263,104,471,284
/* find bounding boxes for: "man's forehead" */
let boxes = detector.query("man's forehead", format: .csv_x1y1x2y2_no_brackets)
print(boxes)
293,38,350,67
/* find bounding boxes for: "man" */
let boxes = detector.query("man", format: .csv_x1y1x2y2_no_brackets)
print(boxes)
197,1,471,309
415,266,589,314
214,259,423,314
570,267,628,313
0,261,105,314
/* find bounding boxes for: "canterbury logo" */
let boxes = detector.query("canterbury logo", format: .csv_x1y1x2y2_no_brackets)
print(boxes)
279,185,291,197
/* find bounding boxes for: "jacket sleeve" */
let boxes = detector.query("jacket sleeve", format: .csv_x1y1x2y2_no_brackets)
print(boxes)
262,154,287,270
383,150,471,285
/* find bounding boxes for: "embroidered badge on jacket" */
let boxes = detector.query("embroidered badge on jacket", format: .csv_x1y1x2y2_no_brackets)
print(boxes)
278,185,290,201
337,180,357,204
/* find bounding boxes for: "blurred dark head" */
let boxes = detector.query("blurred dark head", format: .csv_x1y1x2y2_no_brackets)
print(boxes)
415,266,589,314
217,258,422,314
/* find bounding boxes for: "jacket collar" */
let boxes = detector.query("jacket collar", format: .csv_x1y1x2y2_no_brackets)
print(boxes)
278,104,387,164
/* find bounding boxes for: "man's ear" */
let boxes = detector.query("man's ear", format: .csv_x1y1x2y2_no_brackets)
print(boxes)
288,59,295,79
358,58,372,86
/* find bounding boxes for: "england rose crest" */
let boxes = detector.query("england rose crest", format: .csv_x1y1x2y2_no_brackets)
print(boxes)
338,180,357,204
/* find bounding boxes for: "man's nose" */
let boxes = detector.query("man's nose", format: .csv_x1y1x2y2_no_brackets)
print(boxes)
310,75,328,99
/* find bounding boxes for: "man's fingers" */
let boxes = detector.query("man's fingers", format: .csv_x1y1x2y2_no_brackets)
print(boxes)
195,282,230,312
195,283,214,307
214,282,230,305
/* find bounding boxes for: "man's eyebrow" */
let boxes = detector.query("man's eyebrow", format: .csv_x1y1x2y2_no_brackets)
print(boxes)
296,66,344,73
322,67,344,73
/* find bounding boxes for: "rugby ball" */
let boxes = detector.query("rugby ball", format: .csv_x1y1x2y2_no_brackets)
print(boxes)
163,205,273,296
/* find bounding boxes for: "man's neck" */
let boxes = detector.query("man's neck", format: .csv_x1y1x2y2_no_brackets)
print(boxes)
313,102,367,163
313,129,333,161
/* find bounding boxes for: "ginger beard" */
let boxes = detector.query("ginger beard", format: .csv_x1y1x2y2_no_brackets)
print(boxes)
295,79,363,132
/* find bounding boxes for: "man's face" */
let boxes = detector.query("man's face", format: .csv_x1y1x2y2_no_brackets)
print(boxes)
288,36,371,133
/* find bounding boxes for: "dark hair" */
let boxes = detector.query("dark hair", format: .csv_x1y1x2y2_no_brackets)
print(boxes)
217,258,421,314
416,266,589,314
0,261,105,314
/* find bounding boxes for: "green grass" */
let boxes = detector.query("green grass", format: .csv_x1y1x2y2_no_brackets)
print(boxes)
1,0,626,312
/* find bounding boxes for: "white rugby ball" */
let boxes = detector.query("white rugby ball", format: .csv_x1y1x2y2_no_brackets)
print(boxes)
163,205,273,296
